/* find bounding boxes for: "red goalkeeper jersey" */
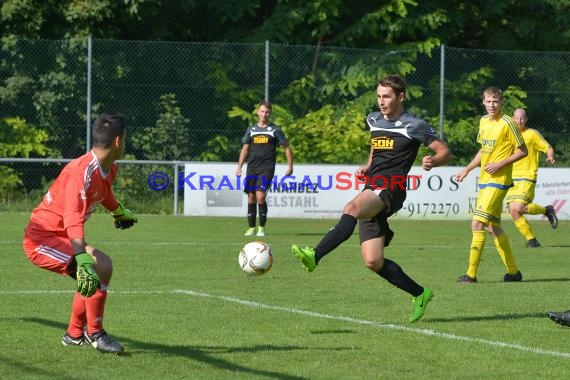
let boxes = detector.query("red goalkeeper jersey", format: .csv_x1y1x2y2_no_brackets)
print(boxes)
26,151,119,240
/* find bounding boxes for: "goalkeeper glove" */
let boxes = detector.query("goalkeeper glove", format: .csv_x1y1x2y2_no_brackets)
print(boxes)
75,252,99,297
111,201,138,229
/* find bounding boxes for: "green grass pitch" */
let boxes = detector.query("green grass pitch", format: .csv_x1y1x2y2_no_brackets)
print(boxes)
1,212,569,379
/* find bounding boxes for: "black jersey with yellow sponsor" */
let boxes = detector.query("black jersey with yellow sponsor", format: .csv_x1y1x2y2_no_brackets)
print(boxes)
242,123,288,168
366,111,437,181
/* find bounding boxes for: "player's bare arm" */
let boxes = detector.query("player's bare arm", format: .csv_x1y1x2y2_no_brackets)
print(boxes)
423,139,452,171
355,148,373,177
546,146,556,165
284,144,294,175
456,150,482,182
484,143,528,174
70,238,87,255
236,144,250,176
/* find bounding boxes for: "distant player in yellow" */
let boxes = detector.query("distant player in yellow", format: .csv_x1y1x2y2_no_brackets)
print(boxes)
506,108,557,248
455,87,528,283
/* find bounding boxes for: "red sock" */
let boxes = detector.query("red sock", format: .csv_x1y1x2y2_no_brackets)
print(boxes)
67,292,87,338
86,289,107,335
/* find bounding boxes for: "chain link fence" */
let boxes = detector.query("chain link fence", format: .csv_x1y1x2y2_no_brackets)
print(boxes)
2,38,569,213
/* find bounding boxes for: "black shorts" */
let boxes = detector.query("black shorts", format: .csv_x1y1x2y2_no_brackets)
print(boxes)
244,166,275,193
358,186,406,244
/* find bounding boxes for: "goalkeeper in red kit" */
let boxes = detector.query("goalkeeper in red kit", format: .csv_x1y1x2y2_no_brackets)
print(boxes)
22,112,138,353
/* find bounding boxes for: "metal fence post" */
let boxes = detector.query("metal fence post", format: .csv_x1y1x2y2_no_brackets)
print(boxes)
439,44,445,140
86,34,93,152
174,162,179,215
265,40,270,101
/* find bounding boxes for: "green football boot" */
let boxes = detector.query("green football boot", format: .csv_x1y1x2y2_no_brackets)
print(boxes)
410,287,433,323
291,245,317,272
244,227,256,236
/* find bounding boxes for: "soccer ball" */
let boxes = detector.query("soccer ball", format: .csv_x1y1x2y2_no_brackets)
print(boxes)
239,241,273,275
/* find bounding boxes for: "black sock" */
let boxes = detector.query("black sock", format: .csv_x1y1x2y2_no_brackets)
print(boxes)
314,214,357,263
258,203,268,227
377,258,423,297
247,203,256,227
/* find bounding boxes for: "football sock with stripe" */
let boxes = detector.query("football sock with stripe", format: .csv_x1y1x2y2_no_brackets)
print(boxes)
513,216,535,241
258,203,268,227
494,233,519,275
314,214,357,263
86,289,107,336
247,203,256,228
527,203,546,215
68,292,87,338
377,258,423,297
466,230,486,279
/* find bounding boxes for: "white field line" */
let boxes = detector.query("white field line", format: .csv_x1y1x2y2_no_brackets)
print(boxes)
4,288,570,359
0,240,464,249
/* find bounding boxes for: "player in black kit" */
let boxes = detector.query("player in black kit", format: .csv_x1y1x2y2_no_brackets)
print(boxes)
236,101,294,237
291,75,452,322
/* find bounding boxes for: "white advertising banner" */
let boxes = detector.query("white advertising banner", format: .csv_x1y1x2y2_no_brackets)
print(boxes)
183,163,569,220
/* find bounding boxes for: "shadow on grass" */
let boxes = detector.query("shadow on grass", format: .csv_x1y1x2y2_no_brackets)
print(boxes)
474,277,570,284
428,311,547,323
21,317,352,380
516,277,570,283
0,354,78,380
465,277,570,284
310,329,357,335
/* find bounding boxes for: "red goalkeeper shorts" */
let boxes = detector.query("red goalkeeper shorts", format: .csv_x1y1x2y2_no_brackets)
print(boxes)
23,227,74,276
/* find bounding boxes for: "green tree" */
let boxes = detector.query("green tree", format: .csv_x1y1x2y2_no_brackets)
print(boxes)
0,117,50,200
0,116,49,157
419,0,570,51
3,0,570,171
132,93,191,161
3,0,570,51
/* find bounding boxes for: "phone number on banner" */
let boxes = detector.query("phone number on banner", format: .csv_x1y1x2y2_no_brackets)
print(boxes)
400,202,461,218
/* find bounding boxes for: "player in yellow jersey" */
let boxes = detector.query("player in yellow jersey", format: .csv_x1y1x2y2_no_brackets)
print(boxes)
455,87,528,283
505,108,557,248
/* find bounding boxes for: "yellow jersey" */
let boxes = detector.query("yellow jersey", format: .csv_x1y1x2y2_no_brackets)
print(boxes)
512,128,549,181
477,113,525,188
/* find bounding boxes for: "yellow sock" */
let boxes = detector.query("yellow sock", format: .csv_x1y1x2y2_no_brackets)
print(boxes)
467,231,486,279
513,216,535,241
527,203,546,215
494,233,518,274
